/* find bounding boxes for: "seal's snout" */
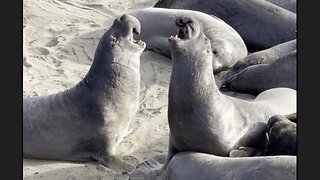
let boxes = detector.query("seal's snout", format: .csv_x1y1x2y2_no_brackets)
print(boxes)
175,16,194,27
171,16,199,41
119,14,141,35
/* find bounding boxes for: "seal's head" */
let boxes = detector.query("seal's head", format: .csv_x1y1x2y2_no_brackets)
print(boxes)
168,16,212,63
110,14,146,53
95,14,146,66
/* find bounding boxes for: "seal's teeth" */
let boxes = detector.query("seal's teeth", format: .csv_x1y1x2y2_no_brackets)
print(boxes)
175,35,178,38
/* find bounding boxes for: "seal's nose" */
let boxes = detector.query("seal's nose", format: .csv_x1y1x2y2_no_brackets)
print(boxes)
119,14,141,35
175,16,194,27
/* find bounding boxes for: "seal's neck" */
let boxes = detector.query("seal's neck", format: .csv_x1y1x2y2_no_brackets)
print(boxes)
70,33,140,101
170,54,222,100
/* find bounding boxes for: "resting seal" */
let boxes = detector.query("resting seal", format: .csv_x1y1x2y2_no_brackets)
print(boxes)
164,16,296,168
167,152,296,180
223,39,296,80
154,0,296,52
225,39,297,79
130,7,248,74
23,14,146,170
266,113,297,155
221,50,296,96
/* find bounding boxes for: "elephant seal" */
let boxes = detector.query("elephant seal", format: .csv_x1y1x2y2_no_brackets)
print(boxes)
130,7,248,74
167,152,296,180
23,14,146,170
224,39,296,80
164,16,296,168
221,50,296,96
154,0,296,52
265,0,296,13
266,113,297,155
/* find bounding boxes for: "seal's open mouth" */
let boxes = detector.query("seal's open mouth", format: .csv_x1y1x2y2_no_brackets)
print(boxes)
113,14,145,47
131,25,144,46
169,16,196,44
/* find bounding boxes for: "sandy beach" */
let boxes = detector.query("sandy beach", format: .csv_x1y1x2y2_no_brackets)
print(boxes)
23,0,256,179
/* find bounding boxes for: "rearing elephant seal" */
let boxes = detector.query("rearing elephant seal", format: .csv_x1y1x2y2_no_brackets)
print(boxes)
130,7,248,74
164,16,296,168
155,0,296,52
167,152,296,180
23,14,146,170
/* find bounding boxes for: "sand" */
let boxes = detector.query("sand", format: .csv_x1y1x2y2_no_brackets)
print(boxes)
23,0,255,179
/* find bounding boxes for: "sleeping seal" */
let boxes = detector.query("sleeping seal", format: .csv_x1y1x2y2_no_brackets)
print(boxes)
221,50,296,96
223,39,296,80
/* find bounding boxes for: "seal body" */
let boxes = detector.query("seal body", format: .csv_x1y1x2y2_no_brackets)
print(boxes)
164,15,296,168
221,50,296,96
224,39,296,80
167,152,296,180
155,0,296,52
23,14,146,169
266,113,297,155
131,7,248,74
265,0,296,13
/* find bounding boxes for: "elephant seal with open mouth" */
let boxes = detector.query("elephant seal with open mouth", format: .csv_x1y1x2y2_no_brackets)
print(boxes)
131,7,248,74
163,15,296,169
23,14,145,171
154,0,296,52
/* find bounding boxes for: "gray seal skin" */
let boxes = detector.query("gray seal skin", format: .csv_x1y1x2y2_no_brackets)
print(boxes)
163,16,296,169
154,0,296,52
266,113,297,155
130,7,248,74
23,14,146,170
223,39,296,80
167,152,296,180
265,0,296,13
221,50,296,96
